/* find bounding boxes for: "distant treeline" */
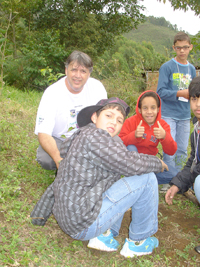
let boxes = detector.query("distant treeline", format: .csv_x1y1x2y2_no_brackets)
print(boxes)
147,16,179,32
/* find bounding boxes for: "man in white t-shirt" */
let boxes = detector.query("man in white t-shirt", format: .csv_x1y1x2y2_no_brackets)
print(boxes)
35,50,107,170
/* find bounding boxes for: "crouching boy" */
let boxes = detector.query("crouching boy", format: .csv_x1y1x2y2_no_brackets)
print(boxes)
165,76,200,253
31,97,168,257
119,90,178,186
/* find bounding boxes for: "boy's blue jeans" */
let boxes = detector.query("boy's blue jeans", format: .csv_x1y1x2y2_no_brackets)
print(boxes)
194,175,200,203
162,117,190,172
71,172,158,241
127,145,178,184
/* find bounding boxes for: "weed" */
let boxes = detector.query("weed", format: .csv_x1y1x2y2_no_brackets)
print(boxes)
175,249,189,260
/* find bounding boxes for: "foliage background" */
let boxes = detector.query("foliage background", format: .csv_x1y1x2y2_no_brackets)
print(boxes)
1,0,199,92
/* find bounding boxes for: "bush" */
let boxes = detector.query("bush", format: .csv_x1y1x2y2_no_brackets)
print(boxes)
4,30,68,91
99,71,141,115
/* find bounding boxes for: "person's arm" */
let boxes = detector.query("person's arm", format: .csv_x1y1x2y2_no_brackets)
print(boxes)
89,129,164,177
159,159,169,172
38,133,63,169
165,133,196,205
176,89,189,99
119,117,143,146
157,63,178,101
166,132,195,195
157,120,177,155
165,185,179,205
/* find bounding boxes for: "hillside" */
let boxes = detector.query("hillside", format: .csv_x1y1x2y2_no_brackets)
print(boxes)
123,17,199,67
124,21,178,56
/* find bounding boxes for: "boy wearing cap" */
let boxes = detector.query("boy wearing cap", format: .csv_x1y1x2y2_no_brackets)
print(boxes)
31,97,167,258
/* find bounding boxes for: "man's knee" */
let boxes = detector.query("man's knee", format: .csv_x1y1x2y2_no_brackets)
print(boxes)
36,145,57,170
36,137,63,170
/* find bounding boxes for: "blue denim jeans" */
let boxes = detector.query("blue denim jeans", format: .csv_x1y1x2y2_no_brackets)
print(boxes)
162,117,190,172
71,172,158,241
194,175,200,204
127,145,178,184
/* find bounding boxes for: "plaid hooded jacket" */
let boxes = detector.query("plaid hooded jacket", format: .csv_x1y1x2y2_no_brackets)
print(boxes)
31,123,162,236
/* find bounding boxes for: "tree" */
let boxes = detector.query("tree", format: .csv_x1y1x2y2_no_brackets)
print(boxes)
32,0,145,58
1,0,147,90
2,0,199,91
93,36,167,80
191,31,200,67
159,0,200,15
4,29,68,90
0,0,15,93
0,15,12,94
0,0,44,91
158,0,200,66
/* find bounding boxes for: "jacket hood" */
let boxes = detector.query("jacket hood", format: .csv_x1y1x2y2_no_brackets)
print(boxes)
135,90,162,124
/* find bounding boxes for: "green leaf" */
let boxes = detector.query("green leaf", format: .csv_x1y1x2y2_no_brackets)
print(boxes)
0,38,7,43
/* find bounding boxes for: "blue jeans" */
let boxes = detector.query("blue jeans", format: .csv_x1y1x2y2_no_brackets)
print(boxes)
127,145,178,184
194,175,200,204
162,117,190,172
71,172,158,241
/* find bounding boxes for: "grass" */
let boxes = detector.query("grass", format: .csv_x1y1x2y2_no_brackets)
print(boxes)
1,86,200,266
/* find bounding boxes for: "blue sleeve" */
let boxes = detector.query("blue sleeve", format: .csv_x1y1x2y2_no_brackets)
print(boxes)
192,65,196,78
157,62,178,102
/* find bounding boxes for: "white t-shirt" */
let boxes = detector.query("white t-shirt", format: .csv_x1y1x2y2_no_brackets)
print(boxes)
35,76,107,139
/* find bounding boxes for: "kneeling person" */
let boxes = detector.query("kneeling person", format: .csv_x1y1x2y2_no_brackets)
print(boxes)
31,97,168,257
165,76,200,253
119,90,178,186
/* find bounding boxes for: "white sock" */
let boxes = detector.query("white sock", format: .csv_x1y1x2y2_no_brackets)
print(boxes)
128,238,145,246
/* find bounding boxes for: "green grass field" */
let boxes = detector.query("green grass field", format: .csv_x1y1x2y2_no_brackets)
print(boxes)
1,86,200,267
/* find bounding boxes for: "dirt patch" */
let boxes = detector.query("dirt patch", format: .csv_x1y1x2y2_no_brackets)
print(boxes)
116,193,200,266
12,185,200,266
62,192,200,266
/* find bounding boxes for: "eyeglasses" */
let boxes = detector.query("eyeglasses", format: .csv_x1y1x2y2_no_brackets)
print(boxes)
174,46,190,51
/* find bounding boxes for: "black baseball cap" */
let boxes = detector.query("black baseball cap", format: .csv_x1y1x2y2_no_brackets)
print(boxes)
77,97,130,127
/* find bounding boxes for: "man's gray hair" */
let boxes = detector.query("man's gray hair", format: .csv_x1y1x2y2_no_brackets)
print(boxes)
64,50,93,73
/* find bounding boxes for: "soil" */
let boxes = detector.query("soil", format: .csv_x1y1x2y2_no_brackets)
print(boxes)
57,190,200,266
3,184,200,266
117,192,200,266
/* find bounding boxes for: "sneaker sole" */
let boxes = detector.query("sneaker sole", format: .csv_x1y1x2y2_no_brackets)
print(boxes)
87,239,118,252
120,251,152,258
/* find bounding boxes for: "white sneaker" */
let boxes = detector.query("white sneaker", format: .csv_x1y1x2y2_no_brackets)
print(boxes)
160,184,170,193
120,237,159,258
